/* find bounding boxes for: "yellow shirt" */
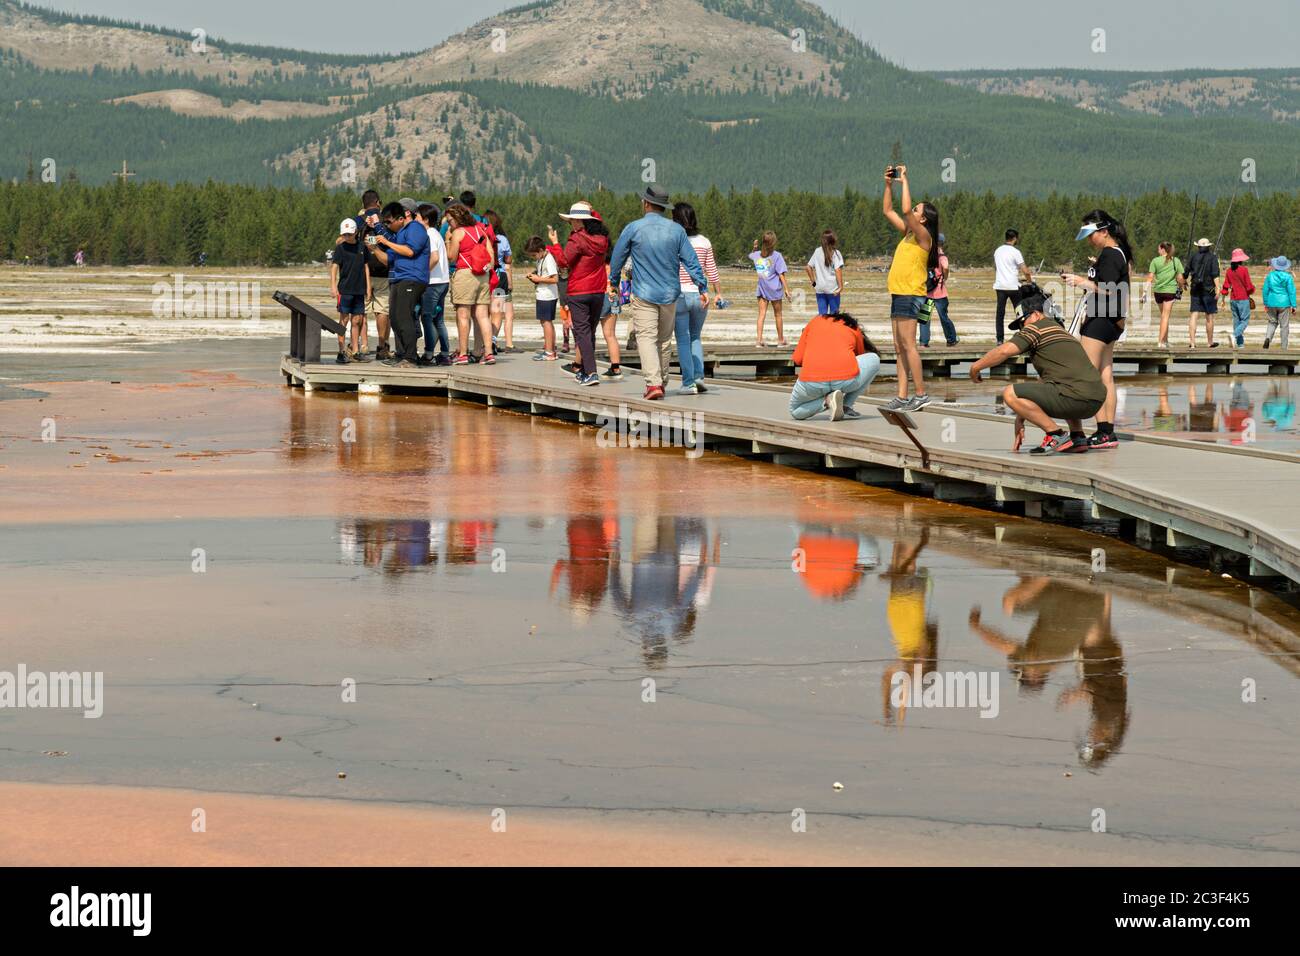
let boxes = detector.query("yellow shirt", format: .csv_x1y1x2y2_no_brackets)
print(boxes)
887,588,926,658
887,233,929,297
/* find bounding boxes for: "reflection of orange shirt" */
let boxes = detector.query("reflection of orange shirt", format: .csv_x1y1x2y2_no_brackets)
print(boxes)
798,533,862,600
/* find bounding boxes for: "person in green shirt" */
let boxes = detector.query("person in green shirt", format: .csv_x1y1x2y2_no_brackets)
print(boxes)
969,284,1107,455
1144,242,1186,348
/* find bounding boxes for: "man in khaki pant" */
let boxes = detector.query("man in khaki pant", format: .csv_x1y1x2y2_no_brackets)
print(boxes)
606,185,709,400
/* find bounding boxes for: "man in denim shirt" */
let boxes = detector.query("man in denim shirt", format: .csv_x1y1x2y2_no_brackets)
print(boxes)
607,185,709,400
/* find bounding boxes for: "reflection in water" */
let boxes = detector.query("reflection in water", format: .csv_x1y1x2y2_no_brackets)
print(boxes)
608,516,720,669
969,578,1130,767
880,529,938,726
795,525,879,602
339,518,497,573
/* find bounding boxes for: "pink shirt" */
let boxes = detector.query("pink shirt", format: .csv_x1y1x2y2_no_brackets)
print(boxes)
930,253,949,299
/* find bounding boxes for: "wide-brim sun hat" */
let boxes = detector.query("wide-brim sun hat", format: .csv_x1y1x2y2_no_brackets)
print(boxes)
1195,237,1213,247
1231,248,1249,263
1271,256,1292,270
558,201,597,221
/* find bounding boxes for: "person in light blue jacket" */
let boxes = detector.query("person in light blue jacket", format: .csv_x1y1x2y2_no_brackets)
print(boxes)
607,185,708,400
1262,256,1297,350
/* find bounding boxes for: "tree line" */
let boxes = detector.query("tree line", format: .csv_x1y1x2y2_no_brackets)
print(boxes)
3,179,1297,272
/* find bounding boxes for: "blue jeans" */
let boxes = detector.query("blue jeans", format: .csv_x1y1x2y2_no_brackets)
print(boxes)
789,353,881,420
418,283,449,355
1230,299,1250,346
674,292,707,385
816,292,841,315
919,298,958,345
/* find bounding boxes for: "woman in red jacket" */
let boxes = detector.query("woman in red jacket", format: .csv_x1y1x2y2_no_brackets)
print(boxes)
1221,248,1256,348
547,201,611,386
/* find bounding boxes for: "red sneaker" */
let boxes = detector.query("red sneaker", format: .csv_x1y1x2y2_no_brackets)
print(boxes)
644,385,665,401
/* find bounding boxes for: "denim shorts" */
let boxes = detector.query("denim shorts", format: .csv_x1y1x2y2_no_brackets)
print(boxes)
890,294,927,319
337,293,365,316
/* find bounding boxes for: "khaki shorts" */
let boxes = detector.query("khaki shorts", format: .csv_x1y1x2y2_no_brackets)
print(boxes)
1012,381,1104,422
365,288,386,318
451,269,491,306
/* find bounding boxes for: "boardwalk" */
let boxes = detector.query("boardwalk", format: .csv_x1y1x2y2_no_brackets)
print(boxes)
280,351,1300,587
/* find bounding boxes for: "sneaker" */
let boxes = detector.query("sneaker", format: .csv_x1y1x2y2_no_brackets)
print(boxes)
482,353,496,366
563,362,581,374
393,359,417,369
907,393,933,411
352,351,372,363
416,355,435,367
882,396,910,412
468,353,481,364
677,382,700,395
602,367,623,379
1064,434,1090,452
532,351,558,362
644,385,665,401
335,351,350,365
452,354,471,366
695,381,708,393
434,354,453,366
375,346,392,361
577,372,600,387
842,406,862,419
1088,431,1119,450
1030,432,1075,455
826,390,845,421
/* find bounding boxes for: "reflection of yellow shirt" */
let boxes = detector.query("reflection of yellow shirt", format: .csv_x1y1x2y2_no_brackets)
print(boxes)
887,233,928,296
887,589,926,658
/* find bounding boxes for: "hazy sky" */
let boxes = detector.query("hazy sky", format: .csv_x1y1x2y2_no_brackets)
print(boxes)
35,0,1300,70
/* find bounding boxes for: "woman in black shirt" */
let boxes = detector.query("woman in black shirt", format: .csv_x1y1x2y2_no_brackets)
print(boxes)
1062,209,1133,449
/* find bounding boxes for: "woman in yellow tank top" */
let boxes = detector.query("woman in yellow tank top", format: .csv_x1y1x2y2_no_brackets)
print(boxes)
881,164,940,413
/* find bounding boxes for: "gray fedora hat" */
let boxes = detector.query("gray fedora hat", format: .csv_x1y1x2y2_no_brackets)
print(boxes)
639,184,670,208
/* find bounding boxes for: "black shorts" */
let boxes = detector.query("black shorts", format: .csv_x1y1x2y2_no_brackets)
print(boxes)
1012,382,1104,422
1081,315,1124,344
1191,291,1218,315
536,299,558,323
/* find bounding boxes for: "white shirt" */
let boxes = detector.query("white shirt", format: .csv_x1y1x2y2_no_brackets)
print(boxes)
535,252,558,302
426,227,449,285
807,248,844,293
993,243,1025,291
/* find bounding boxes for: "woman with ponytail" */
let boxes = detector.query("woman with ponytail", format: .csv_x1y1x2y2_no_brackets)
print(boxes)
805,229,845,316
881,163,939,411
1144,241,1184,348
1061,209,1133,450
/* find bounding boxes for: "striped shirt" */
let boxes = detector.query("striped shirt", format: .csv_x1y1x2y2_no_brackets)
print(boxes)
1009,321,1107,403
679,235,719,292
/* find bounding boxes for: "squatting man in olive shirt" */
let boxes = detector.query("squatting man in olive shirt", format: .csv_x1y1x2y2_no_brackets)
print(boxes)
968,284,1108,455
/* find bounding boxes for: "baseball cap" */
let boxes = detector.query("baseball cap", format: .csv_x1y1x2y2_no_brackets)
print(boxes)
339,218,357,235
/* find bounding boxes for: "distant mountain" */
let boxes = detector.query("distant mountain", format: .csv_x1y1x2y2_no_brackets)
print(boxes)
934,68,1300,124
2,0,1297,197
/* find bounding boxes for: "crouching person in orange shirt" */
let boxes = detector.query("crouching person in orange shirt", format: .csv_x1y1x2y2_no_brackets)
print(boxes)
789,312,881,421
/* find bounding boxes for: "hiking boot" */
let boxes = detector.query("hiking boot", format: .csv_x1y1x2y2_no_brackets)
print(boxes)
826,390,846,421
1088,431,1119,450
1030,432,1075,455
644,385,665,401
375,345,392,361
